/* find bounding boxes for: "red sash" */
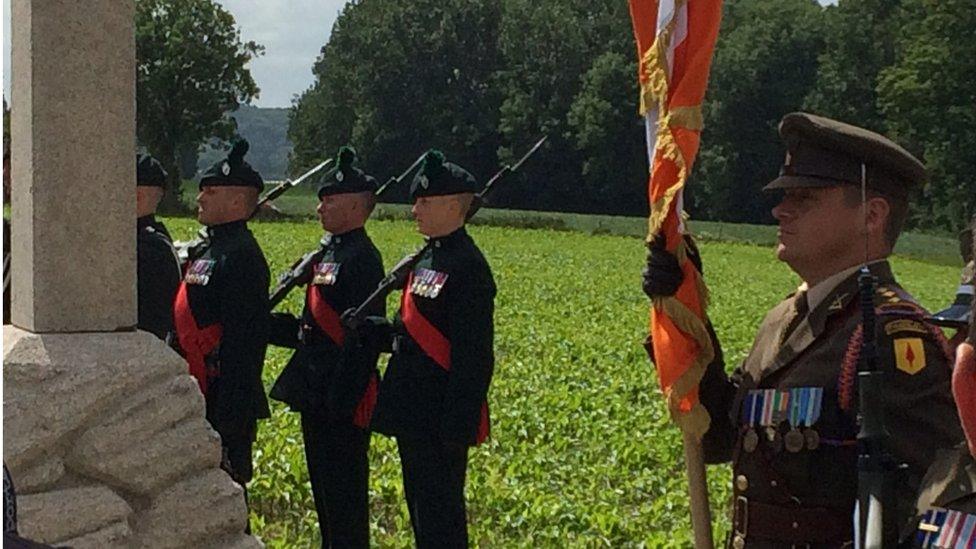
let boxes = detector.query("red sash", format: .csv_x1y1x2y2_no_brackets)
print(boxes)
173,282,222,395
352,373,378,428
401,273,490,443
307,284,345,346
308,283,379,427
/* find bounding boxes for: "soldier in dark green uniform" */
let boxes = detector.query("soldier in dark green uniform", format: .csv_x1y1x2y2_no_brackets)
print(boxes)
368,150,496,548
268,147,384,548
136,153,181,340
644,113,962,547
172,140,270,521
906,218,976,548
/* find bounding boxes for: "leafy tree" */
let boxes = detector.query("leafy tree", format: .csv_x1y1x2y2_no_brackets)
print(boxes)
494,0,634,212
566,52,646,215
803,0,903,133
878,0,976,232
289,0,502,199
693,0,826,224
136,0,263,210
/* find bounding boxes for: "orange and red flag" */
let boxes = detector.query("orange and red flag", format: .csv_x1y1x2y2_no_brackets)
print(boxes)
629,0,723,440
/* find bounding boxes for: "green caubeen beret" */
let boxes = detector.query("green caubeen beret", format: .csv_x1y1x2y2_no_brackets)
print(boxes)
317,146,377,198
409,150,478,200
764,112,926,198
136,153,167,187
199,139,264,191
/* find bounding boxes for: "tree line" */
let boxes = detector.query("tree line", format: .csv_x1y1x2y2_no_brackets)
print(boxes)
288,0,975,231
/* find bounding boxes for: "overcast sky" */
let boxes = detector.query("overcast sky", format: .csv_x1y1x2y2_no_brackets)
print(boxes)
2,0,346,108
2,0,837,109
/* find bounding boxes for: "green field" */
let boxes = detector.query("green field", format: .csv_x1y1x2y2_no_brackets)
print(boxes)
163,215,960,547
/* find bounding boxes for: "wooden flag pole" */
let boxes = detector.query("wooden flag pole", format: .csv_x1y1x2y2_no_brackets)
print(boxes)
682,430,714,549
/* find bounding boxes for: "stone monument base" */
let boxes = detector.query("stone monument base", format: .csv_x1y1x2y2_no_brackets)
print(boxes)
3,327,262,548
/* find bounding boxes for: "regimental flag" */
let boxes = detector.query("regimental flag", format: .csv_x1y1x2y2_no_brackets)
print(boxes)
629,0,723,440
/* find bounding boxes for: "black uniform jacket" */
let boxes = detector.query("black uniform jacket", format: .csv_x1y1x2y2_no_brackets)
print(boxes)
270,227,385,421
371,227,496,447
137,215,181,340
699,260,962,544
175,219,271,438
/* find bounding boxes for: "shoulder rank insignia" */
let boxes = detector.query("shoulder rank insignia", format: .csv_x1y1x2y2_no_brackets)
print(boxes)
828,293,848,312
895,337,926,375
312,262,341,286
185,259,216,286
885,318,928,336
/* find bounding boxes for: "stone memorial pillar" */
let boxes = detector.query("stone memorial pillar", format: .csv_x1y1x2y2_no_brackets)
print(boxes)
4,1,260,546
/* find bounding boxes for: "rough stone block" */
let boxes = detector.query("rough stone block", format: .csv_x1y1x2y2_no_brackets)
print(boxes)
11,455,65,494
60,520,131,549
17,485,132,544
3,329,187,471
68,375,220,495
133,469,249,549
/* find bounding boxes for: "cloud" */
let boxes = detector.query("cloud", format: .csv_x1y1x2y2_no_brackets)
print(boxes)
217,0,347,107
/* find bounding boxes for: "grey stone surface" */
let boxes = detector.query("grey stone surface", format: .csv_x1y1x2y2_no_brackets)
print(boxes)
133,469,251,549
10,0,136,331
12,455,65,494
69,375,221,495
60,520,132,549
3,329,183,472
17,485,132,544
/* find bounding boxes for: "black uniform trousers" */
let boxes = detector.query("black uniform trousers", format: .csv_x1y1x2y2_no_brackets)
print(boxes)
396,437,469,549
301,413,370,548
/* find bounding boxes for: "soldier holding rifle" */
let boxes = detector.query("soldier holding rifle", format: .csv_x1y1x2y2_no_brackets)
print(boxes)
171,139,271,528
267,146,385,548
362,150,497,549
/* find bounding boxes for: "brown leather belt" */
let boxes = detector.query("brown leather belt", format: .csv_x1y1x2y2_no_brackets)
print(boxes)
733,496,854,545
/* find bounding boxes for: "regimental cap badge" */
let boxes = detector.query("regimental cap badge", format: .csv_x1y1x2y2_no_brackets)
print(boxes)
221,161,231,176
336,170,344,182
419,175,429,189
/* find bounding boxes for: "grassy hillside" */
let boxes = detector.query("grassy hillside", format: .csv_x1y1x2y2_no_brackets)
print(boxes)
163,216,961,547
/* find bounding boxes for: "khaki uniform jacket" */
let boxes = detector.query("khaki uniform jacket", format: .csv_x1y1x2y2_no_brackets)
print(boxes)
700,261,962,547
905,445,976,547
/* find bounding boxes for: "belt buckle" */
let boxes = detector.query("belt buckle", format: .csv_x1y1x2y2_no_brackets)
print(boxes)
733,496,748,548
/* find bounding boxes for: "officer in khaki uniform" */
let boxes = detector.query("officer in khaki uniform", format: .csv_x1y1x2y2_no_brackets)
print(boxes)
906,219,976,548
644,113,963,547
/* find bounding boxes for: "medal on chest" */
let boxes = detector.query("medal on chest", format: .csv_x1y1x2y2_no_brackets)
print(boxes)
916,507,976,548
185,259,216,286
410,267,449,299
740,387,823,453
312,262,341,286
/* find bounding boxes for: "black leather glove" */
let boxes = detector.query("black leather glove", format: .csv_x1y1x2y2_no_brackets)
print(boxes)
343,309,394,353
268,311,300,349
641,234,703,299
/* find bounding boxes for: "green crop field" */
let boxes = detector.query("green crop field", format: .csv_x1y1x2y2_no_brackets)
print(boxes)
163,215,960,547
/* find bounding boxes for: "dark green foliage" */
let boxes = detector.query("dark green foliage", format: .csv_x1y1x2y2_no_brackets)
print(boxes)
877,0,976,232
692,0,826,224
282,0,971,230
136,0,262,209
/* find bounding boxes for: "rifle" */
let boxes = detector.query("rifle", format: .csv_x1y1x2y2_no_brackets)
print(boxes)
175,158,335,265
267,152,427,309
342,135,547,330
854,168,895,549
